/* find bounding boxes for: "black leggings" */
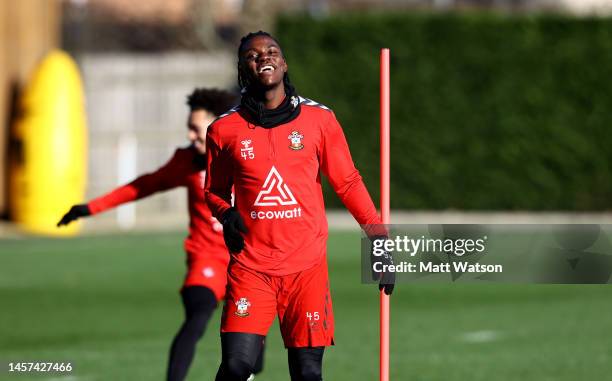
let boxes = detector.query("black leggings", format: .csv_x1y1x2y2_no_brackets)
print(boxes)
166,286,218,381
166,287,265,381
288,347,324,381
216,332,323,381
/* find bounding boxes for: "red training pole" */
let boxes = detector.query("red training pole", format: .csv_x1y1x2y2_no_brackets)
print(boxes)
380,48,391,381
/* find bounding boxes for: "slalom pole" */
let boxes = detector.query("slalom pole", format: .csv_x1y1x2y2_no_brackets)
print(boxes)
380,48,391,381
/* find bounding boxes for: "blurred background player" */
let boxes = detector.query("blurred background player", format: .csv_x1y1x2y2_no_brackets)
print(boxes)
205,31,393,381
57,88,264,381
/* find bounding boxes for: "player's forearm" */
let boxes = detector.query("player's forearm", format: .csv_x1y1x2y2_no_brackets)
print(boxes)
88,175,165,214
88,185,140,214
203,158,233,218
204,189,232,219
204,129,234,219
336,176,382,227
328,163,386,237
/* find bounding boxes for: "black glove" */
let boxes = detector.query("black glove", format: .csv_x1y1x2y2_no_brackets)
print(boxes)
378,256,395,295
57,204,91,227
222,208,247,253
371,236,395,295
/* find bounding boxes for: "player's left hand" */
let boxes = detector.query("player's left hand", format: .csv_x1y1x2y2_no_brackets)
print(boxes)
371,236,395,295
379,260,395,295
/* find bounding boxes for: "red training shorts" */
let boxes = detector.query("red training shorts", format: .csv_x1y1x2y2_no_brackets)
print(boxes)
221,256,334,348
182,254,229,302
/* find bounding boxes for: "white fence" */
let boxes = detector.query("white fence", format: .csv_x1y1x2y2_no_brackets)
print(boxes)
79,51,235,230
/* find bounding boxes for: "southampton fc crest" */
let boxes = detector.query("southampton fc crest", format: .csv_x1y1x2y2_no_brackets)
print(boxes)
288,131,304,150
235,298,251,317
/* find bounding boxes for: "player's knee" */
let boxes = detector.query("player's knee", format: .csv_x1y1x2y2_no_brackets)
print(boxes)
289,347,324,381
222,358,254,380
292,362,322,381
294,368,322,381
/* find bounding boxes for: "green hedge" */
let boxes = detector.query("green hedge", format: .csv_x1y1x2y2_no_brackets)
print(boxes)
276,13,612,210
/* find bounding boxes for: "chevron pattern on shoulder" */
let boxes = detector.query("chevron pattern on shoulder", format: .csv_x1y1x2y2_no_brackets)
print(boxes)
298,96,331,111
216,105,241,120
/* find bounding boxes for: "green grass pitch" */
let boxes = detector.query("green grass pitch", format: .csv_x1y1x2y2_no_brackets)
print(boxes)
1,231,611,380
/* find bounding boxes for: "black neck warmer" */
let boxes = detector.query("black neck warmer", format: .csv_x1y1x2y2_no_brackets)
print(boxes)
240,83,301,128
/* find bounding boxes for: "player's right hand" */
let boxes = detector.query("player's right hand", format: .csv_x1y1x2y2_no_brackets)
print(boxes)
221,207,247,253
57,204,91,227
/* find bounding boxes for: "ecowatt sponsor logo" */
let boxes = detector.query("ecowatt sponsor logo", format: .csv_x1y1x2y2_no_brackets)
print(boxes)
250,166,302,220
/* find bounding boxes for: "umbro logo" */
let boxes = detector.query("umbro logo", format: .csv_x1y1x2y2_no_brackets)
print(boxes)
253,166,297,206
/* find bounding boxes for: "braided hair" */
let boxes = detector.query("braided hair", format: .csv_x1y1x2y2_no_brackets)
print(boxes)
237,31,294,93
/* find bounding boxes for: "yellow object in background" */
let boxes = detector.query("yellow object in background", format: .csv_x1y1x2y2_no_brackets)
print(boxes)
9,50,88,236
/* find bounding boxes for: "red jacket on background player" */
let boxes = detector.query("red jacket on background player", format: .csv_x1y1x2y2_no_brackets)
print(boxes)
88,146,227,268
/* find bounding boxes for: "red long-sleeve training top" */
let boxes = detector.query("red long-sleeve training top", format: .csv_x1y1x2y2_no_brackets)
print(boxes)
88,146,227,262
205,97,382,276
